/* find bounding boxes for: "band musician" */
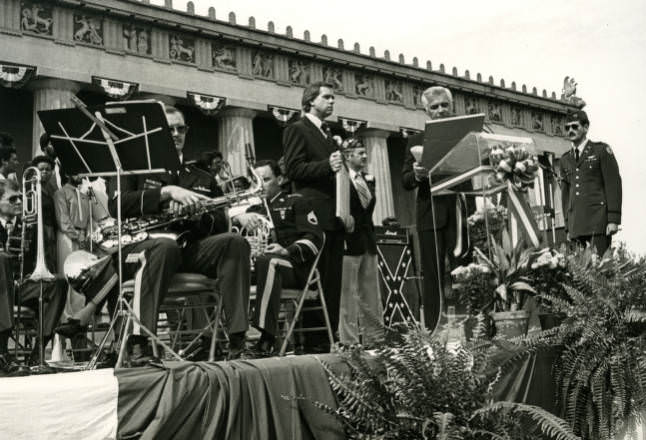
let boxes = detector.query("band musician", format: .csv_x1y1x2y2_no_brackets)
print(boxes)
106,105,253,361
242,159,323,356
283,81,345,349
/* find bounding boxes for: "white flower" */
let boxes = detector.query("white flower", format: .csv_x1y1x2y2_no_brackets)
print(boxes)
364,174,375,182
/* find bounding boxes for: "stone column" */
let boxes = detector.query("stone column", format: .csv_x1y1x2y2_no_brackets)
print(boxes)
362,129,395,225
30,79,81,157
217,108,256,177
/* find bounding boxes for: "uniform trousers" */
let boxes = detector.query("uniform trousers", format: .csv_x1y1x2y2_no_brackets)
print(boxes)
88,233,250,336
338,253,383,345
572,234,612,257
252,254,303,339
314,229,344,339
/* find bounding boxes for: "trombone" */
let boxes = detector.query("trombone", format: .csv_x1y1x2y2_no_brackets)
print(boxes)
21,166,55,369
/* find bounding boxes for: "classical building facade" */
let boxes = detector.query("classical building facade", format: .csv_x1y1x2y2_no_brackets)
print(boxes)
0,0,577,227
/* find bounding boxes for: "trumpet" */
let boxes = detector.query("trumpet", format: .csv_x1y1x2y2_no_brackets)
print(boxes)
21,166,55,282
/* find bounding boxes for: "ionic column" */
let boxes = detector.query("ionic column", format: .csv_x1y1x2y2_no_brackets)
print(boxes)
30,79,81,157
216,108,256,177
362,129,395,225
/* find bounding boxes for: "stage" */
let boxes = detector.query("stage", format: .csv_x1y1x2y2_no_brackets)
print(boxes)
1,351,643,440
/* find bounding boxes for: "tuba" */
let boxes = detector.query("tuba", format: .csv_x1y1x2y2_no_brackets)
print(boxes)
21,166,55,282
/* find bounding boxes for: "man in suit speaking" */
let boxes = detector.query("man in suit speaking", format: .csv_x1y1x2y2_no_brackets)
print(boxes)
283,81,344,350
402,86,461,333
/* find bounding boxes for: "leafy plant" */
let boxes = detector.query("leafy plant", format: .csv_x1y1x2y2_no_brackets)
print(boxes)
451,262,496,315
535,247,646,439
468,204,508,255
315,325,580,440
472,229,537,312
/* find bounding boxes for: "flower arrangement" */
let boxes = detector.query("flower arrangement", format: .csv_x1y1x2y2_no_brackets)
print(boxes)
489,143,539,190
468,204,508,253
451,262,496,315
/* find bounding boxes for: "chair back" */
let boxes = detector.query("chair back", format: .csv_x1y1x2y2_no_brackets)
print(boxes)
302,233,325,290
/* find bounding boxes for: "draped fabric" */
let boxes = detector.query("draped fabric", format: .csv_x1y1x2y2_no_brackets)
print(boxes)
117,355,345,440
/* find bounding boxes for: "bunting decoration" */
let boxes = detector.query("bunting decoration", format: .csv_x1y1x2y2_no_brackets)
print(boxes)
268,105,299,125
0,62,36,89
338,117,366,134
187,92,226,116
506,180,541,247
92,76,138,100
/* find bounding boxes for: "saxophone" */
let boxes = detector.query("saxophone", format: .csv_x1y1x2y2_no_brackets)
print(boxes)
92,163,264,252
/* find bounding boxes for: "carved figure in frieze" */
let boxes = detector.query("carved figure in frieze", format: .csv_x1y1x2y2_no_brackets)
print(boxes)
385,80,403,103
74,15,103,45
511,107,522,126
551,115,563,136
169,35,195,63
487,101,502,122
465,97,479,114
288,60,310,85
355,73,372,96
21,2,53,35
123,25,151,54
322,67,343,91
252,51,274,78
412,86,423,107
532,112,544,131
212,43,236,70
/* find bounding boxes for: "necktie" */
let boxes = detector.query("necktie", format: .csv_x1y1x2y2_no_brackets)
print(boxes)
575,148,579,162
354,173,372,209
320,122,331,139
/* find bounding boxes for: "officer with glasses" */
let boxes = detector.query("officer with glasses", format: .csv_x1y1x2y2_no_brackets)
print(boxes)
559,110,622,256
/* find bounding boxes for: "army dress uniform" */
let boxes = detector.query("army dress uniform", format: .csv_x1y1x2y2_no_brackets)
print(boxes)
559,140,622,255
107,163,251,337
250,191,323,341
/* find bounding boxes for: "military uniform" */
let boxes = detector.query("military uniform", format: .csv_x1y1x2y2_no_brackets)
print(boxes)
107,163,251,337
559,140,622,255
251,191,323,341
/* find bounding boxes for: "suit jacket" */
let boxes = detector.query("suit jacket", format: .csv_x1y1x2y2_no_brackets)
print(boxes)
559,140,622,238
283,116,342,232
108,163,228,235
344,172,377,255
401,132,457,231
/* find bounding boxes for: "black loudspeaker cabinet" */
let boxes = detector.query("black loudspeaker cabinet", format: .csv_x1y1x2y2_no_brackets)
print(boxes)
375,225,421,328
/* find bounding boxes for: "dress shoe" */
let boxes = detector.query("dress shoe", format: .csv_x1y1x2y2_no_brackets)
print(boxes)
0,353,29,376
55,319,88,339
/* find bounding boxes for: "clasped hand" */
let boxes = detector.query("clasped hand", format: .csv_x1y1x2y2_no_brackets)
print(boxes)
413,162,428,181
265,243,288,256
329,151,343,173
161,185,209,215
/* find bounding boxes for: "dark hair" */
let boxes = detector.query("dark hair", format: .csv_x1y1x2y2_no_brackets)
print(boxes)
39,132,51,150
254,159,282,178
0,179,19,199
212,151,223,160
301,81,334,112
0,132,13,148
31,155,55,169
566,110,590,126
0,146,16,163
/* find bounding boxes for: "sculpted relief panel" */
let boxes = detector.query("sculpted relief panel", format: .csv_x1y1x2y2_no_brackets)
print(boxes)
355,73,373,97
169,34,195,63
212,42,237,70
288,59,311,85
20,1,53,35
73,14,103,46
252,50,274,79
385,79,403,103
123,25,151,55
487,101,502,122
322,66,343,92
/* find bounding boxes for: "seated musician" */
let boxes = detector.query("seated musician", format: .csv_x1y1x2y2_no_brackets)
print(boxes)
242,159,323,356
0,178,67,368
105,105,253,360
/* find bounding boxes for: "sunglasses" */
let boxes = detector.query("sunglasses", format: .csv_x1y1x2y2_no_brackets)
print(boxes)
565,123,580,131
429,102,450,110
170,125,189,135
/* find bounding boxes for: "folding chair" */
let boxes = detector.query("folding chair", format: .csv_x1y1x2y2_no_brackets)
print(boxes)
249,234,333,356
116,252,223,366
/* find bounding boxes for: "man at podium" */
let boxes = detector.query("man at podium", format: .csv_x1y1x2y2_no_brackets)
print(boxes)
401,86,462,332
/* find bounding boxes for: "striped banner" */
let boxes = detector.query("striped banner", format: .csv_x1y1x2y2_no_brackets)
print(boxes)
506,181,541,247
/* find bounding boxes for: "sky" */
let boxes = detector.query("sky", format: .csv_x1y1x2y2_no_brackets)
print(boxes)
152,0,646,254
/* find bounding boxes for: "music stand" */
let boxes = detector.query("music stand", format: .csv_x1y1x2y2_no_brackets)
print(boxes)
38,99,180,368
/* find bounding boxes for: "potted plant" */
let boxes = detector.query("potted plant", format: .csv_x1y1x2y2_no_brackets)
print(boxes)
469,229,538,338
450,262,496,339
525,246,569,330
467,204,508,256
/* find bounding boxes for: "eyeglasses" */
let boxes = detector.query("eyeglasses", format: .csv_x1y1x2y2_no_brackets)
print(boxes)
565,123,580,131
429,102,450,110
170,125,189,135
